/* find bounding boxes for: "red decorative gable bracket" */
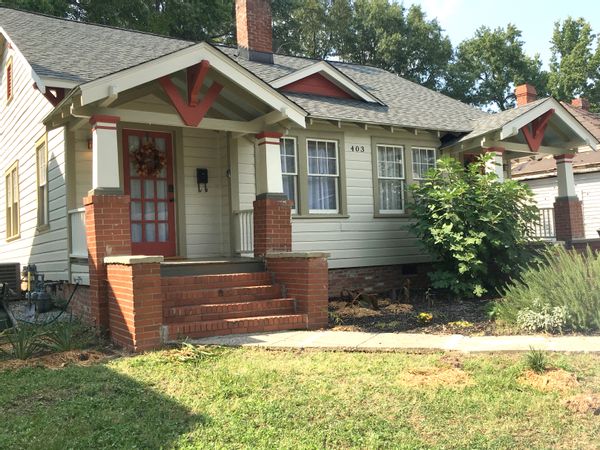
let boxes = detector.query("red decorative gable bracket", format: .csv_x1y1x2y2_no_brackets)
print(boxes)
158,60,223,127
520,109,555,152
33,83,66,107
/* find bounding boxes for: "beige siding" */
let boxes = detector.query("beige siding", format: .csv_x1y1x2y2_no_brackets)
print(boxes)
526,172,600,239
0,48,68,280
73,127,93,207
182,128,231,257
289,126,437,269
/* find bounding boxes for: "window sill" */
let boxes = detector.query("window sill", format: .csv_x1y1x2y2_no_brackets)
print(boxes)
373,213,412,219
292,214,350,220
6,233,20,242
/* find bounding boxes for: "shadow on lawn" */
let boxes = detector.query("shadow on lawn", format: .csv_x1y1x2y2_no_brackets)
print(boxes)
0,361,206,449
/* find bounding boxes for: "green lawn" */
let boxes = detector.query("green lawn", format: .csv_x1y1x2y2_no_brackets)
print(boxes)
0,347,599,449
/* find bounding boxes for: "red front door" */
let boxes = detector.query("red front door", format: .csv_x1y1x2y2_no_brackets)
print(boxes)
123,129,176,257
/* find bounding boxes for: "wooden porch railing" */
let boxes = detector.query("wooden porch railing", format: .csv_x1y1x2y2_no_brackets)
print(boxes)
532,207,556,240
68,207,88,258
233,209,254,255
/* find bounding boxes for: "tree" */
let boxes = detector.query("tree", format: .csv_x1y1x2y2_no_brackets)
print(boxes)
409,155,539,298
548,17,600,111
445,24,547,111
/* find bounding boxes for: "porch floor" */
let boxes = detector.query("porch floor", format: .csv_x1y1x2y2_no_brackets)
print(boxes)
160,257,264,276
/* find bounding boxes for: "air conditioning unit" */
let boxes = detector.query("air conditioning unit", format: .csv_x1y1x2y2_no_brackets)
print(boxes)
0,263,20,298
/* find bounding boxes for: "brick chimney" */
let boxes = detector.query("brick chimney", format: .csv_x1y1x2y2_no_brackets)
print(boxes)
515,84,537,107
236,0,274,64
571,97,590,111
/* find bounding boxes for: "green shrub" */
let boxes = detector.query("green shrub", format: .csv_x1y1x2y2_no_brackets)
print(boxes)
516,299,569,333
44,321,95,352
525,347,548,373
409,154,540,298
496,246,600,332
0,326,46,360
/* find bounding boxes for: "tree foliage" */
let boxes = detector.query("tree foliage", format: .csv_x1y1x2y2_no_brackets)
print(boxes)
409,155,540,298
548,17,600,111
444,24,547,111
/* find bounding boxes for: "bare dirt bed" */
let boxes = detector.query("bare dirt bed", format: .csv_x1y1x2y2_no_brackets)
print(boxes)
329,297,499,335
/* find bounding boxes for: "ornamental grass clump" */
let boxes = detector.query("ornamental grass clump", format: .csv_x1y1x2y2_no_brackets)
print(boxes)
409,154,540,298
496,246,600,332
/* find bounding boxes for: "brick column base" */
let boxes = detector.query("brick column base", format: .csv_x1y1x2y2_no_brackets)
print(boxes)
266,252,329,329
84,194,132,329
253,196,292,257
554,197,585,242
105,256,164,352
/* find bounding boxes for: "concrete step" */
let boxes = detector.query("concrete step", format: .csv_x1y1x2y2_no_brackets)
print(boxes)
165,298,296,322
162,272,272,289
167,314,307,339
164,284,284,305
161,259,265,277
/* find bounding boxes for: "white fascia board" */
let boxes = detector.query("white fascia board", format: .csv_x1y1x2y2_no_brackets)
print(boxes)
39,77,79,89
500,98,599,149
0,26,46,93
270,61,383,105
79,42,307,128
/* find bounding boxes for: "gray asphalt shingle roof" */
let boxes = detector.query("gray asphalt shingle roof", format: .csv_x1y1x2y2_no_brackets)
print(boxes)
1,7,488,132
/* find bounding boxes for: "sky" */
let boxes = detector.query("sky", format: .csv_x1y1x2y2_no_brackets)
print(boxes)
406,0,600,68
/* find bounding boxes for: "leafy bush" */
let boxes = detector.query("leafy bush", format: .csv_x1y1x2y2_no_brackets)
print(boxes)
496,246,600,332
516,299,569,333
409,154,540,298
525,347,548,373
0,326,46,360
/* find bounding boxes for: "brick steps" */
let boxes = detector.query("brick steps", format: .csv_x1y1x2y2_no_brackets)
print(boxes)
163,271,306,340
168,314,307,339
165,298,296,322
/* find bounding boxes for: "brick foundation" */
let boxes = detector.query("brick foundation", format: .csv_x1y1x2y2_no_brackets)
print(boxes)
554,197,585,242
568,239,600,253
266,252,329,329
106,257,164,352
328,264,431,298
84,194,131,329
253,197,292,257
62,284,92,324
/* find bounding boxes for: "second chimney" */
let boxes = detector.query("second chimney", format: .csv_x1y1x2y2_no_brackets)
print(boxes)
236,0,274,64
515,84,537,107
571,97,590,111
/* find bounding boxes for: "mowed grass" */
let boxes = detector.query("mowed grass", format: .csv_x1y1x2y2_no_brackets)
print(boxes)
0,348,599,449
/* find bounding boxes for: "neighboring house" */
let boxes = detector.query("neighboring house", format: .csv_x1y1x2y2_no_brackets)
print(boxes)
512,100,600,240
0,2,597,350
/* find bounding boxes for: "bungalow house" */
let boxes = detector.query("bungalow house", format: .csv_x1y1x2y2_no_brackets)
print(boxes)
512,98,600,243
0,2,597,351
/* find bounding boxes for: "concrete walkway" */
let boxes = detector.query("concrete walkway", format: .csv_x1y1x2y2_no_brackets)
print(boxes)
189,330,600,353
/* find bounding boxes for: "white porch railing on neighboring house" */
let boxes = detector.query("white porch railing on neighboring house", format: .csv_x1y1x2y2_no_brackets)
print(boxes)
532,207,556,240
233,209,254,255
68,207,88,258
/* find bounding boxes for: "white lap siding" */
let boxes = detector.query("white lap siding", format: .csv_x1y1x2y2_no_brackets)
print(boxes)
0,48,68,280
526,172,600,239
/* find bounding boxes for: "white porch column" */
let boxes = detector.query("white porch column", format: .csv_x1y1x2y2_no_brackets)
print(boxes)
255,131,284,196
90,115,121,192
555,154,577,198
484,148,505,182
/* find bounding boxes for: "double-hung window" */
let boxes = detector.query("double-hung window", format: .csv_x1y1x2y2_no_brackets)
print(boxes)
307,139,339,213
377,145,405,213
5,161,19,239
36,137,48,228
280,137,297,212
412,147,436,180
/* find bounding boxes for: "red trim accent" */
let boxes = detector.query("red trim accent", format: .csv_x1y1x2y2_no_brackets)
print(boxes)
92,125,118,131
554,153,575,162
89,114,120,125
159,60,223,127
521,109,554,152
256,131,283,140
33,83,66,107
280,73,355,99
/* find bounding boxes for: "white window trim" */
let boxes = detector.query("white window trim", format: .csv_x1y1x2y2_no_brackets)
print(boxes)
281,137,298,214
412,147,437,180
377,144,405,214
5,161,19,240
307,138,340,214
36,136,49,228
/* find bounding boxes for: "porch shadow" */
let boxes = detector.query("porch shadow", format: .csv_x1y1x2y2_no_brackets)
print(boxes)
0,360,207,448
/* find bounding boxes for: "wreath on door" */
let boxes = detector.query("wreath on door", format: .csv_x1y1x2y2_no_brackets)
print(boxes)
132,140,166,177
